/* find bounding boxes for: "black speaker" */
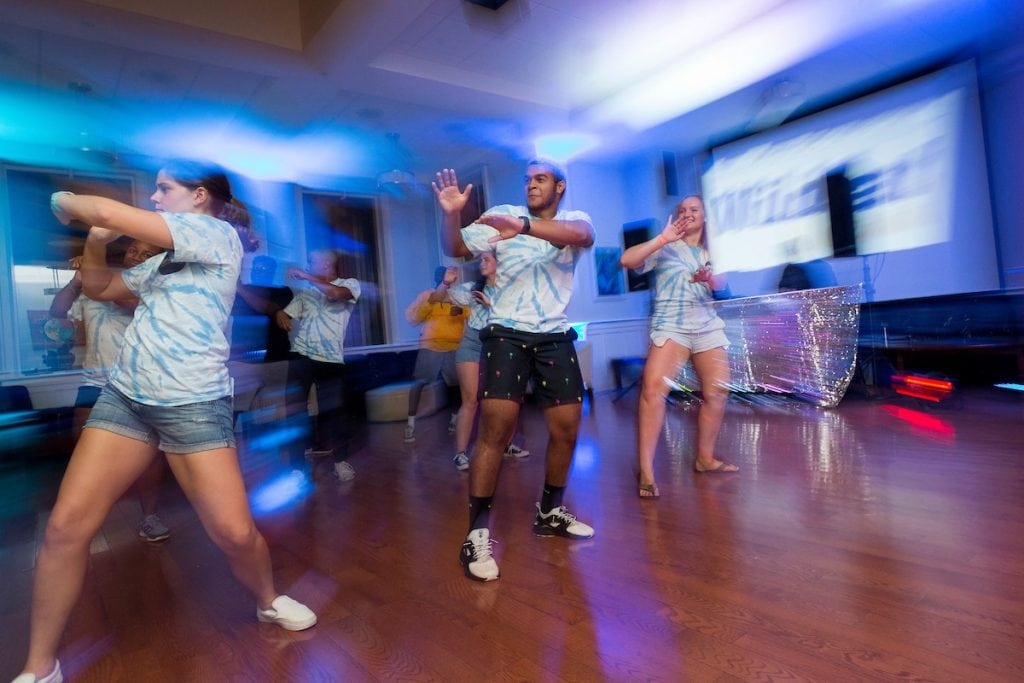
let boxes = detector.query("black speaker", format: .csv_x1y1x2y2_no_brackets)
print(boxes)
465,0,511,8
661,151,679,197
826,169,857,258
623,219,654,292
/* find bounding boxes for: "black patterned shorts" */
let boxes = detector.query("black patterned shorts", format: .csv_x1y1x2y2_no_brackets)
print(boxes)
479,324,584,407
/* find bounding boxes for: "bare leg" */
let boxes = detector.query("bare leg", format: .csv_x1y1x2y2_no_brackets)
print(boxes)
636,341,690,490
455,362,479,455
541,402,583,486
163,447,277,608
470,399,519,497
691,347,735,471
22,429,157,678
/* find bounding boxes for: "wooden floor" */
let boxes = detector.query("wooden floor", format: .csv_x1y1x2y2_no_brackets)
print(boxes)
2,387,1023,682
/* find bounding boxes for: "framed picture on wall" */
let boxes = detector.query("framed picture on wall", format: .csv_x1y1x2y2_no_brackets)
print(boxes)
595,246,625,296
623,218,656,292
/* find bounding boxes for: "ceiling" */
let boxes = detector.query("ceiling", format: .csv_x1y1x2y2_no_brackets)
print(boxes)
0,0,1021,183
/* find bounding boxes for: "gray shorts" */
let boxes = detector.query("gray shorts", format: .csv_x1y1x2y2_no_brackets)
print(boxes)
413,348,458,386
651,327,729,354
86,385,236,454
455,327,483,364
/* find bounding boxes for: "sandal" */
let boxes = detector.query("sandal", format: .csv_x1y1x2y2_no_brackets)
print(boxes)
637,474,660,498
694,459,739,474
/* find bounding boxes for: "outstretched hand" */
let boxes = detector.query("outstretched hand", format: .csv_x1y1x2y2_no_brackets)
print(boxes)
479,214,526,243
691,264,714,285
472,290,492,307
432,168,473,215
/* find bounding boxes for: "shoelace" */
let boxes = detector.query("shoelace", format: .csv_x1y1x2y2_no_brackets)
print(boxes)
471,535,497,561
543,506,576,525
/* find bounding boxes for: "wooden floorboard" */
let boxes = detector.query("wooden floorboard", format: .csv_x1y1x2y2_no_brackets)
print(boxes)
1,388,1023,681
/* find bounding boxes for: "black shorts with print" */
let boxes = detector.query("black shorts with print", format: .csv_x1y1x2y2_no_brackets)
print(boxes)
479,324,585,407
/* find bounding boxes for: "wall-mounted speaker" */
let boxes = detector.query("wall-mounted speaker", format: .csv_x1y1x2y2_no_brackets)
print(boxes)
826,169,857,258
661,151,679,197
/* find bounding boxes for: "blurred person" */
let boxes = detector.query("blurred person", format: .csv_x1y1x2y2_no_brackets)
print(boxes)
49,238,173,542
274,249,360,482
402,265,466,443
620,195,736,501
234,254,294,362
447,251,529,471
434,160,594,583
15,161,317,683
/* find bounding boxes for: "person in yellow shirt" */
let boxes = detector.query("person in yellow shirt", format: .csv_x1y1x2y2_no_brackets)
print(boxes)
404,266,466,442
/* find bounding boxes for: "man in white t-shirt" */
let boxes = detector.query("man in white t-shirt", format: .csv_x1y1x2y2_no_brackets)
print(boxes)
433,159,595,582
275,249,361,482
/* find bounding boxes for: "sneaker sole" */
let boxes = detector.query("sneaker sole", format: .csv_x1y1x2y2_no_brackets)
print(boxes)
532,525,594,540
257,613,318,631
138,531,171,542
461,562,499,582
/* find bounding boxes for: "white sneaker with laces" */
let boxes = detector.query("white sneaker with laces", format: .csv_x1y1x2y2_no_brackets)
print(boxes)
459,528,499,581
334,461,356,481
11,660,62,683
256,595,317,631
503,443,530,459
403,424,415,442
137,513,171,542
453,452,469,471
533,503,595,539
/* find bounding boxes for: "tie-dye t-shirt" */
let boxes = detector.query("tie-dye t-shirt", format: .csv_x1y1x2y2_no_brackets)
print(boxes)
448,281,495,331
461,204,592,333
68,295,134,388
283,278,361,363
110,212,242,406
636,242,724,334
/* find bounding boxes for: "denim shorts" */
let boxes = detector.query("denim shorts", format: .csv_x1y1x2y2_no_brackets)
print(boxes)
86,385,236,454
455,327,483,364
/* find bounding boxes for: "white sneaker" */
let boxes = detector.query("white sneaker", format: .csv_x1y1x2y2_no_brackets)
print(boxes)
334,461,356,481
403,424,415,442
447,412,457,434
459,528,499,581
256,595,317,631
503,443,530,459
11,661,62,683
533,503,595,539
453,452,469,471
137,514,171,542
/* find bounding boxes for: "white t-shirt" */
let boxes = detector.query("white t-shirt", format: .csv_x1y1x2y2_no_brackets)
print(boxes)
68,295,134,388
461,204,592,333
110,212,242,406
283,278,361,363
637,242,724,334
448,281,495,331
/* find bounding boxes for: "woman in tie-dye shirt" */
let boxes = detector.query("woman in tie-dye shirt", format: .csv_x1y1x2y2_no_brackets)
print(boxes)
621,195,738,501
15,162,316,683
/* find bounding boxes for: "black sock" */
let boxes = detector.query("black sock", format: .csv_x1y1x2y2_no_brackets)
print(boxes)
468,496,493,532
540,483,565,513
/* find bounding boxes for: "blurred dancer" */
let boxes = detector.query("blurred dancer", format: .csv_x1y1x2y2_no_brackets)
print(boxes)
620,195,736,500
14,161,316,683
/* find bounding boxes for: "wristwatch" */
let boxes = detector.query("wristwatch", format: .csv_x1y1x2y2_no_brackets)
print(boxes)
520,215,531,234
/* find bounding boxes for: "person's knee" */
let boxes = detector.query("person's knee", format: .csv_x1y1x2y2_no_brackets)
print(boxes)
209,520,259,555
44,504,99,549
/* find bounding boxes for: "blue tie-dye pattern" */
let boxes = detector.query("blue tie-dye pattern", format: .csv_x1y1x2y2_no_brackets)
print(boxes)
462,204,590,333
108,213,241,406
638,243,723,334
283,278,361,363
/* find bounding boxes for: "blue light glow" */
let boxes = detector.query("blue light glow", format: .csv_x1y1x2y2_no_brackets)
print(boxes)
249,470,313,515
995,383,1024,392
533,133,598,163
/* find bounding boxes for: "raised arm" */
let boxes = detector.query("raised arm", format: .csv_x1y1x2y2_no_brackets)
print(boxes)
286,268,355,302
48,272,83,318
620,213,684,270
432,169,473,258
51,192,173,250
79,227,136,302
